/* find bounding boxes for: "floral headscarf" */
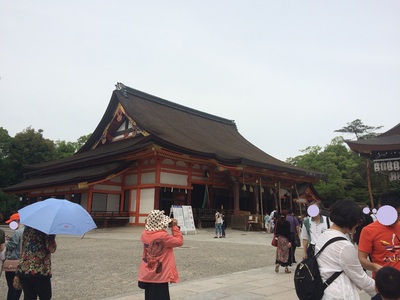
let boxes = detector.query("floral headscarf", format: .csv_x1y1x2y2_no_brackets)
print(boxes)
145,210,172,231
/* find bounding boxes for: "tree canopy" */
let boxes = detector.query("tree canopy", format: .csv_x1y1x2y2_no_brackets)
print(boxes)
0,127,91,217
287,120,398,205
0,127,91,188
334,119,383,140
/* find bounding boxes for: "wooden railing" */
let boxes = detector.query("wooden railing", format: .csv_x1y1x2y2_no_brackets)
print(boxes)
90,211,129,217
90,211,129,228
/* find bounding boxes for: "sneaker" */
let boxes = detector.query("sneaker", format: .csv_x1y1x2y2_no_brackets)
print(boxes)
214,236,218,238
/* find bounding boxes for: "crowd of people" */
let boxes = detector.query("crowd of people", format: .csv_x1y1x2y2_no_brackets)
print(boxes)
1,191,400,300
269,191,400,300
136,198,400,300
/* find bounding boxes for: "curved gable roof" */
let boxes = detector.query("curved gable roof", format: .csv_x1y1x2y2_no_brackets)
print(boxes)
80,83,324,178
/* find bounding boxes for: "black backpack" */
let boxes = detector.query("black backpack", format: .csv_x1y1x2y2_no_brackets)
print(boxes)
294,236,347,300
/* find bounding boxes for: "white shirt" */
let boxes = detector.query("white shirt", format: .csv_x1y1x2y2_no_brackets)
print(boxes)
315,229,376,300
301,215,330,245
215,213,222,224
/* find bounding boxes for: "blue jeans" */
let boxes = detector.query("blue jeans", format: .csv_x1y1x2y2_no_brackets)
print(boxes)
215,223,222,236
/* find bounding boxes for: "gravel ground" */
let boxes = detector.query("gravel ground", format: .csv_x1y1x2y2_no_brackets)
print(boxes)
0,226,278,300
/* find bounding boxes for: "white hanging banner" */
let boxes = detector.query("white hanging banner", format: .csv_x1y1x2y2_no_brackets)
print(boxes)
170,205,196,235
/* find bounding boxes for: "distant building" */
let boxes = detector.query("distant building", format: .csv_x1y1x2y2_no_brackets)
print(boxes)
346,123,400,182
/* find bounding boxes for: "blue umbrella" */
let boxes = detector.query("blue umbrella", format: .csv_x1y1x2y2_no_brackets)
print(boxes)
18,198,97,236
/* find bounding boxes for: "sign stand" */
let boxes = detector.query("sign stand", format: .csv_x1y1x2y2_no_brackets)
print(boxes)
170,205,196,235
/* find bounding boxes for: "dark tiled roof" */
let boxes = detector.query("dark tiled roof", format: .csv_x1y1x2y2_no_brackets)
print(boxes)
346,123,400,154
81,84,324,178
4,83,325,192
4,161,131,192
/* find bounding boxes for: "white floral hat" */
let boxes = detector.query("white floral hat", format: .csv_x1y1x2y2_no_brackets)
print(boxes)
145,210,172,231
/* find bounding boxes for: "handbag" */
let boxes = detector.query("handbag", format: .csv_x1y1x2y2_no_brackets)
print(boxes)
3,259,19,272
271,221,278,247
4,229,27,274
13,275,22,290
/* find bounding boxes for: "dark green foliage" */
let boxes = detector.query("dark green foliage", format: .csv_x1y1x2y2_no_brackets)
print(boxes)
0,127,14,187
0,191,21,221
0,127,90,219
8,127,56,183
55,140,77,159
287,137,399,204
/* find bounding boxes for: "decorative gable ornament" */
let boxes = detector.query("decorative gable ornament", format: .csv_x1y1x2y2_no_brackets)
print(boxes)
93,103,149,149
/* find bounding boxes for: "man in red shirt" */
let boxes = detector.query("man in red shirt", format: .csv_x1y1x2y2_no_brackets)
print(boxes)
358,191,400,300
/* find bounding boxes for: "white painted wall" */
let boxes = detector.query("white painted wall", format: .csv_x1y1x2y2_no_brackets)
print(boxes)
125,174,138,185
93,184,121,192
139,188,155,214
81,193,88,209
131,189,137,212
141,172,156,184
160,172,187,185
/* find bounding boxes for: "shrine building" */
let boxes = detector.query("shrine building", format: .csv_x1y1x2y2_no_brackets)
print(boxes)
4,83,325,228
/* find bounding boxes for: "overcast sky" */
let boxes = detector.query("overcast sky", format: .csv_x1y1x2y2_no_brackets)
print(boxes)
1,1,399,161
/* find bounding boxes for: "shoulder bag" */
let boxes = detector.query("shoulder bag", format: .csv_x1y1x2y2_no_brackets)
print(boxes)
3,231,23,273
271,221,278,247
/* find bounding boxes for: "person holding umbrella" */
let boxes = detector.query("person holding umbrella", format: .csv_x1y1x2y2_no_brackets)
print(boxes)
14,198,96,300
16,226,56,300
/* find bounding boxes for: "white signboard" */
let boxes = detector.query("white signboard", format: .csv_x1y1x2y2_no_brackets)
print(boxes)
170,205,196,235
373,158,400,181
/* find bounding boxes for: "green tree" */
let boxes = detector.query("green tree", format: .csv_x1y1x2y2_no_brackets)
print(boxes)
335,119,385,208
76,133,91,150
0,127,13,188
54,133,91,159
55,140,77,159
334,119,383,139
287,137,374,203
8,127,56,183
1,128,92,218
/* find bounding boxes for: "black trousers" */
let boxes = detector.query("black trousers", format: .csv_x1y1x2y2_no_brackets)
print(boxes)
20,276,52,300
5,271,23,300
288,232,297,263
144,282,170,300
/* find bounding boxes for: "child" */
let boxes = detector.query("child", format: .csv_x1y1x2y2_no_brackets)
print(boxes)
375,266,400,300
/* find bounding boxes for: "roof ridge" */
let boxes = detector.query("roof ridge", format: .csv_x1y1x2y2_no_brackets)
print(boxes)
115,82,236,126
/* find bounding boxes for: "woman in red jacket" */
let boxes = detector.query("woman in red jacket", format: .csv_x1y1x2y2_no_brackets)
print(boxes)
138,210,183,300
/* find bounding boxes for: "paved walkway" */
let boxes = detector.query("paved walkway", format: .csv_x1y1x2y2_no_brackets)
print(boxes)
104,266,370,300
100,227,370,300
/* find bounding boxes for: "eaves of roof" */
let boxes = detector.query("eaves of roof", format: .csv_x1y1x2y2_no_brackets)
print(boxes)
346,135,400,154
147,135,325,180
345,122,400,155
25,136,153,173
3,161,131,193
